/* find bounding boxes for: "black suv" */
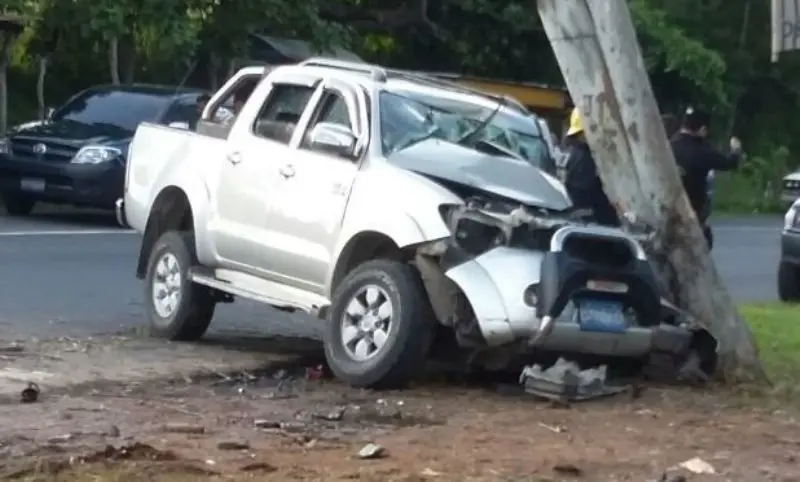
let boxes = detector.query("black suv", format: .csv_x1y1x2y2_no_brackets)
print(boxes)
0,84,205,217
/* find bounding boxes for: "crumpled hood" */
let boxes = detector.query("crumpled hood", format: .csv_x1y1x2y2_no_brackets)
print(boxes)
387,139,572,210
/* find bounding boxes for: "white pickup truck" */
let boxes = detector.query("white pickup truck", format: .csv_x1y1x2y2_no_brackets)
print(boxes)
119,58,706,389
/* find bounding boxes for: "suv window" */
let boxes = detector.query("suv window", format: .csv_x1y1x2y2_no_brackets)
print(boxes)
252,83,316,144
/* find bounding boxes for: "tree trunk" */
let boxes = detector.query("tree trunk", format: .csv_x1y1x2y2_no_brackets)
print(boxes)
226,58,237,81
37,56,49,120
109,36,121,85
208,52,219,91
536,0,766,382
0,33,11,135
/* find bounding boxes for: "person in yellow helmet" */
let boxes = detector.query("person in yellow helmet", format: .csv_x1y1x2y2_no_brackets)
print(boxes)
563,107,619,226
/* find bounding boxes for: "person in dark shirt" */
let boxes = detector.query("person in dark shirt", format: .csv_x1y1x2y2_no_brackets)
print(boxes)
563,107,619,226
670,107,742,225
189,94,211,131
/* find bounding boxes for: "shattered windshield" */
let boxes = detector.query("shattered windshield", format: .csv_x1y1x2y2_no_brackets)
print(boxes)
379,90,550,169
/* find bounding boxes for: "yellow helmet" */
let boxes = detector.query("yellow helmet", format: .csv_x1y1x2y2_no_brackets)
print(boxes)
566,107,583,136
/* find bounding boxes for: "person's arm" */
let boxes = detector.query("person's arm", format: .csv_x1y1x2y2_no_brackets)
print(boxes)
697,138,743,172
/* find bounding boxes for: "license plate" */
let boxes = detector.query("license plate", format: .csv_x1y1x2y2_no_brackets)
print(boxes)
576,299,626,333
586,279,628,293
20,178,45,193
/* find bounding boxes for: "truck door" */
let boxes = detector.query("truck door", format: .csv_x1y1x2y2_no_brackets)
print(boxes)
259,78,367,292
212,71,321,273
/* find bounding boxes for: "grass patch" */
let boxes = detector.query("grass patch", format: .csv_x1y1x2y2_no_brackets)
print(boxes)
742,302,800,378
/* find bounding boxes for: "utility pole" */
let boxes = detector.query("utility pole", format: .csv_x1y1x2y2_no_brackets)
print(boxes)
536,0,765,381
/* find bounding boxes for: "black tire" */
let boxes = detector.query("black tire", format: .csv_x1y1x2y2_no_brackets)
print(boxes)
144,231,215,340
2,193,36,216
778,261,800,302
324,259,436,390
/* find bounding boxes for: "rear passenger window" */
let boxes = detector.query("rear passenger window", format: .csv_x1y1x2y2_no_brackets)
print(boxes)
252,84,315,144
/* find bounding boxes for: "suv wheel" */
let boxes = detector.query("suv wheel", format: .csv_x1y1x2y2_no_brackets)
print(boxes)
2,193,36,216
778,261,800,302
324,259,435,389
144,231,216,340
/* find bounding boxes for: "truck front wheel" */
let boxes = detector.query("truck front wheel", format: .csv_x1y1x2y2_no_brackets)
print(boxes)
144,231,215,340
324,259,436,389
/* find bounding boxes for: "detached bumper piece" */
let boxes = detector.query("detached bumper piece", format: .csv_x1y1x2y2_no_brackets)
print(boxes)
519,358,631,403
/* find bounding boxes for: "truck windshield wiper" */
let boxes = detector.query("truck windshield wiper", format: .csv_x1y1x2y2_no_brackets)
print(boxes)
456,96,506,147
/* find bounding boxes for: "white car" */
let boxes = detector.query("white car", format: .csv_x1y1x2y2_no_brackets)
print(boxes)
118,58,709,389
782,171,800,204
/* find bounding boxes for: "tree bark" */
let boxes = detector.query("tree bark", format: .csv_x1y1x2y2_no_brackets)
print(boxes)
109,36,120,85
36,56,49,120
0,32,12,135
208,52,219,91
536,0,766,382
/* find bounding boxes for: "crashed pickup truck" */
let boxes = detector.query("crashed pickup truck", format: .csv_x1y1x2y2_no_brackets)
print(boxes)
119,58,714,389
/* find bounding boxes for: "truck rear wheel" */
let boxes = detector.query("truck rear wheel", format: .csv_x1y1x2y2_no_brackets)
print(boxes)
324,260,435,390
144,231,215,340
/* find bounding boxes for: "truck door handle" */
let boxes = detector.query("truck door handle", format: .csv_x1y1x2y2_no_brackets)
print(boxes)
279,164,295,179
227,152,242,165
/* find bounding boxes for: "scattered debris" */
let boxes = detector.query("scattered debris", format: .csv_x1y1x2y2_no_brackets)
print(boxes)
553,463,583,476
312,407,346,421
216,440,250,451
519,358,630,403
675,456,716,474
161,423,205,434
240,462,278,473
104,425,121,438
80,443,179,463
0,343,24,354
357,443,386,459
421,467,442,477
254,419,280,429
20,382,40,404
538,422,567,433
306,364,326,380
47,434,75,444
656,473,687,482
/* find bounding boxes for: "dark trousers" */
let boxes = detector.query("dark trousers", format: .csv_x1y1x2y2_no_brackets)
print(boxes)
569,187,620,227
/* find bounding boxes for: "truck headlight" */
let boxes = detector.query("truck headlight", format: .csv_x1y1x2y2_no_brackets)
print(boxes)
784,203,799,231
0,138,10,155
71,145,122,164
439,204,508,255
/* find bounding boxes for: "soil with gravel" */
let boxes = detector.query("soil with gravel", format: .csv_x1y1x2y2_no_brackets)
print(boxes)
1,355,800,482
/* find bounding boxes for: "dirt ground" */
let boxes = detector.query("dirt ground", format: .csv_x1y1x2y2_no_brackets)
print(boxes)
1,355,800,482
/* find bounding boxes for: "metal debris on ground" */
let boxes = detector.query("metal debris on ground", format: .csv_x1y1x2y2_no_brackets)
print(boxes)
20,382,40,403
519,358,630,403
357,443,386,459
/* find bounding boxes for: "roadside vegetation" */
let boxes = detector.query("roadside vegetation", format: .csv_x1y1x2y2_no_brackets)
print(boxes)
3,0,800,214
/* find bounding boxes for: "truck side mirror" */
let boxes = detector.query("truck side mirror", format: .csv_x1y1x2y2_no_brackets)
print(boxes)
308,122,358,159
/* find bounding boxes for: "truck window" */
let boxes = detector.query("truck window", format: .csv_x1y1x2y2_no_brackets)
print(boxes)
299,90,353,150
161,97,200,125
252,84,316,144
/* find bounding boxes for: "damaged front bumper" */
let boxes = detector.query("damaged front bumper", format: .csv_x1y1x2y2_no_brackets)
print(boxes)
443,224,696,359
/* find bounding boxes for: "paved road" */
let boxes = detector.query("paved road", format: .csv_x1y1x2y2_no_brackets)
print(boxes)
0,208,781,339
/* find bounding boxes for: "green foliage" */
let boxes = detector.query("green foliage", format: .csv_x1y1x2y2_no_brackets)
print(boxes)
3,0,799,207
714,146,789,214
